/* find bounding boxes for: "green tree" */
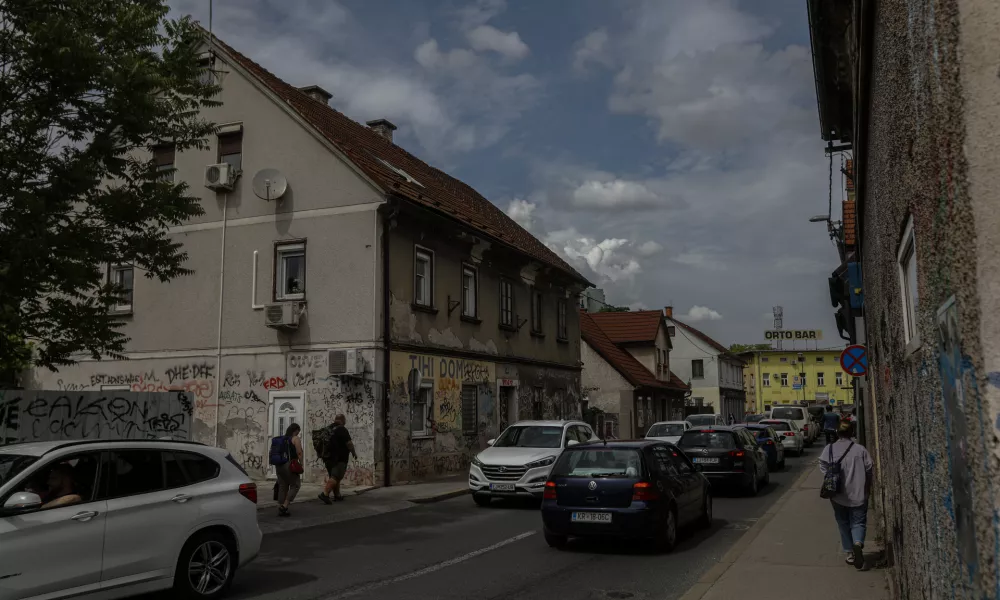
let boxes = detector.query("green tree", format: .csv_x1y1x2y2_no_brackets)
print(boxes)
0,1,220,381
729,343,772,353
598,304,631,312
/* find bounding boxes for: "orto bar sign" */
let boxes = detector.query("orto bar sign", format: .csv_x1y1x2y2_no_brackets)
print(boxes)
764,330,823,341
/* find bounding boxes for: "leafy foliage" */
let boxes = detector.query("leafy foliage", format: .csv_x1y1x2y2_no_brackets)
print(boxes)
729,343,772,353
0,0,220,376
598,304,631,312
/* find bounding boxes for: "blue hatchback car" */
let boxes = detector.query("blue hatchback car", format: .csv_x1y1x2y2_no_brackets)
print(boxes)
734,424,786,471
540,440,712,552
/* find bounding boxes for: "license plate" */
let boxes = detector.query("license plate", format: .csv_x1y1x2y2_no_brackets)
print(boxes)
572,512,612,523
692,457,719,464
489,483,515,492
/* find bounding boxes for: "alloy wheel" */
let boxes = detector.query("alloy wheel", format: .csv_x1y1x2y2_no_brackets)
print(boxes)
665,509,677,546
188,540,232,596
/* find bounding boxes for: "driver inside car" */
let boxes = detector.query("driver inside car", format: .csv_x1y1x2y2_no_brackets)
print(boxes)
39,464,82,509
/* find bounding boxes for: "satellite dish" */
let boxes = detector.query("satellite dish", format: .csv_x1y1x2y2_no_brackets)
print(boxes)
251,168,288,201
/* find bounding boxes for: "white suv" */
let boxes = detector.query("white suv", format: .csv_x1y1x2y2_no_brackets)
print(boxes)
469,420,598,505
0,439,261,600
769,405,816,446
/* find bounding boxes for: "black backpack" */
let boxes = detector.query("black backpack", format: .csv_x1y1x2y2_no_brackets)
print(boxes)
268,435,290,466
820,442,854,499
312,426,334,459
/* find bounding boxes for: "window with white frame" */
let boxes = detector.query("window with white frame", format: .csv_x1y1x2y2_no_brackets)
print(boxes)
836,372,843,386
414,247,433,307
461,264,477,318
275,242,305,300
691,359,704,379
780,373,788,387
499,279,514,327
110,265,134,312
153,144,175,182
411,382,433,436
817,372,825,386
762,373,770,387
898,216,919,346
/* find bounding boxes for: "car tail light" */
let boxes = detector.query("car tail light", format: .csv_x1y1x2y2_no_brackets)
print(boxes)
783,432,796,437
238,483,258,504
729,450,745,458
766,440,774,446
632,481,659,502
543,481,557,500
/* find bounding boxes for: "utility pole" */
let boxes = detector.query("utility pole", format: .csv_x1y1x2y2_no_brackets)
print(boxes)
773,306,783,350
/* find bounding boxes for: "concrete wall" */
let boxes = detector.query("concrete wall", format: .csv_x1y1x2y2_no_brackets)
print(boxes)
860,0,1000,597
668,322,719,390
581,340,632,438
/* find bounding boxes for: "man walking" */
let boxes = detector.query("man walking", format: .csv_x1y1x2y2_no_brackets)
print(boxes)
820,420,873,569
822,404,841,444
318,414,357,504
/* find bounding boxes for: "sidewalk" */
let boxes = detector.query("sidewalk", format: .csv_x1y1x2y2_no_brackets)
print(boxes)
255,476,469,535
681,463,889,600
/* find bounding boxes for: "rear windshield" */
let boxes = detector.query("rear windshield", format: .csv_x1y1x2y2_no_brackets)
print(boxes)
771,407,804,420
493,426,563,448
686,414,717,426
744,414,764,423
678,431,736,450
0,454,39,486
646,423,684,437
761,420,791,431
552,449,643,478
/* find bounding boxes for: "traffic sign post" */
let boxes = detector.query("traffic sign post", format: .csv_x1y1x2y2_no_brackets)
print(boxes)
840,345,868,377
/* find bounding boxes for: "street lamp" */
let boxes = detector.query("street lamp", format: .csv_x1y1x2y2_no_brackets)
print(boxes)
809,215,828,223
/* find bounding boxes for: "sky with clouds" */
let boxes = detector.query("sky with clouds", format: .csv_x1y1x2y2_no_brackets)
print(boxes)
168,0,848,348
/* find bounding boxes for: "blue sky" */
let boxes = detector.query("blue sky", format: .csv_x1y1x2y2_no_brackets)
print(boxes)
169,0,847,347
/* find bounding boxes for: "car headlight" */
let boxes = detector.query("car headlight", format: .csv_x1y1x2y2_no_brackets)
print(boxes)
471,456,484,468
525,456,556,469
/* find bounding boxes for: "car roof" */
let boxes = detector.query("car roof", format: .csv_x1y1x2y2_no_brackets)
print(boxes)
649,420,689,426
510,420,580,427
0,438,209,458
685,425,739,432
571,439,664,449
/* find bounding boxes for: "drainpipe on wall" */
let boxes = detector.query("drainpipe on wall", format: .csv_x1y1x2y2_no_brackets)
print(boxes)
214,192,229,448
380,201,398,487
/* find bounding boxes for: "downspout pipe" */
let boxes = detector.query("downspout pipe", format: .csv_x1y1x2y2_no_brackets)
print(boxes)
380,200,398,487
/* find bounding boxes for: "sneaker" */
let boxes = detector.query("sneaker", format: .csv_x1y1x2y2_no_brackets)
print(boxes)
278,506,290,517
845,552,855,565
318,493,332,505
333,495,345,502
852,542,865,570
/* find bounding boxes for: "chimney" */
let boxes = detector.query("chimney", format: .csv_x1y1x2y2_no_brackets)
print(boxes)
367,119,397,142
664,306,673,318
297,85,333,105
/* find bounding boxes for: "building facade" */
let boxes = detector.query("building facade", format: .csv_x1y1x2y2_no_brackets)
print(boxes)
579,311,688,438
809,1,1000,597
664,308,746,420
25,31,588,488
740,349,854,413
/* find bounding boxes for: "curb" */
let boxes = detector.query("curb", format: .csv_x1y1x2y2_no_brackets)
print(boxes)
677,463,817,600
408,488,470,504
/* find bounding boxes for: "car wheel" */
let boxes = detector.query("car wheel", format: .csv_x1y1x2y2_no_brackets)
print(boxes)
699,492,713,529
745,467,759,496
655,507,678,552
473,494,492,507
544,531,568,549
174,530,236,600
779,457,786,470
762,466,770,486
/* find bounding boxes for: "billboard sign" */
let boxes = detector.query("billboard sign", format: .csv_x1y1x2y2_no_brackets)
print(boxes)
764,329,822,341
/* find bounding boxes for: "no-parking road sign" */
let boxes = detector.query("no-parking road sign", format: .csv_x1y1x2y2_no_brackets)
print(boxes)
840,345,868,377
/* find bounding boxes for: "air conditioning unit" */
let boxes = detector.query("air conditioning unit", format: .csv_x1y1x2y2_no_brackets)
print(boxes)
264,303,303,329
328,349,364,376
205,162,235,191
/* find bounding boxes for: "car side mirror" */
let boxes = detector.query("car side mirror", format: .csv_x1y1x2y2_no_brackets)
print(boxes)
486,439,495,446
2,492,42,514
567,439,579,447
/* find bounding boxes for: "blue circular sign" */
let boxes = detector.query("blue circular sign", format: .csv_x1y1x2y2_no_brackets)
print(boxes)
840,345,868,377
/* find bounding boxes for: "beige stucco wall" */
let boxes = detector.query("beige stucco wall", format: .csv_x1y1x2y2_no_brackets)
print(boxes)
581,341,631,438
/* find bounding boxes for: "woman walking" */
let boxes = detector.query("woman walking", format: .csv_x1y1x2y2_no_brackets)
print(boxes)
276,423,304,517
820,420,874,569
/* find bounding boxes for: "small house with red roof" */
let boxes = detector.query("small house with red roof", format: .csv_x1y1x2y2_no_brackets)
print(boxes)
579,310,689,438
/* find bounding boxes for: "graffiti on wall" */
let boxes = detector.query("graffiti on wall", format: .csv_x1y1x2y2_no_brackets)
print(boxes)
0,391,192,444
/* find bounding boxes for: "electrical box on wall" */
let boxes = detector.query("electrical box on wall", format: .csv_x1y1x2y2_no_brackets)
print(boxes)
328,349,365,376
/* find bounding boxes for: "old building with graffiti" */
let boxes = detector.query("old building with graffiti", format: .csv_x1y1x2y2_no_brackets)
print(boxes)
21,30,589,488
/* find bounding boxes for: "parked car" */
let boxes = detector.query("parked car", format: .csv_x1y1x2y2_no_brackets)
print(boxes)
742,414,766,423
677,426,769,495
0,439,261,600
769,405,816,445
685,414,725,428
645,420,691,444
469,420,599,505
734,424,786,470
759,418,805,456
540,440,711,552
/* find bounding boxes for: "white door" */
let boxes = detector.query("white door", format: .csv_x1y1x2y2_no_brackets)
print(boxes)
0,451,106,599
269,392,305,478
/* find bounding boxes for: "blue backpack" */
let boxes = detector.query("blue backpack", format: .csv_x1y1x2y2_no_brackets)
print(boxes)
268,436,290,466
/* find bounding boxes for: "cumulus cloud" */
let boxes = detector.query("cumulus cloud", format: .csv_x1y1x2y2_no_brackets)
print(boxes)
636,241,663,256
466,25,530,60
683,306,724,322
545,229,642,283
415,39,478,71
506,198,536,230
572,179,661,210
573,28,611,72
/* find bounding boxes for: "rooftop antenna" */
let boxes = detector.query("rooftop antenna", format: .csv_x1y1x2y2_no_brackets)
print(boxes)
772,306,783,351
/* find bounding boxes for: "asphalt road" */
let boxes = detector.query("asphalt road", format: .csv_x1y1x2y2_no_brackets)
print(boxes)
212,443,821,600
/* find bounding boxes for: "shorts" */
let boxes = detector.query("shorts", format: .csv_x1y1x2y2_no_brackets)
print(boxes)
324,460,348,481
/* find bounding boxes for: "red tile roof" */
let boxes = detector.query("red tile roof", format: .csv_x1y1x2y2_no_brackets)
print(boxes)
204,31,588,284
581,311,688,391
587,310,664,344
671,319,730,355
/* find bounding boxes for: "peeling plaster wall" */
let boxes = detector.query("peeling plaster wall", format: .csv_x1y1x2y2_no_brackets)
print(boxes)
581,340,632,438
861,0,1000,597
26,349,380,487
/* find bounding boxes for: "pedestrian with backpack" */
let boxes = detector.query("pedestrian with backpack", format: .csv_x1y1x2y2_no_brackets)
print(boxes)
269,423,304,517
317,414,356,504
819,420,873,569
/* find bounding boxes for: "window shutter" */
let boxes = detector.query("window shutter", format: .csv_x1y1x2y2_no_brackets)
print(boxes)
461,385,478,435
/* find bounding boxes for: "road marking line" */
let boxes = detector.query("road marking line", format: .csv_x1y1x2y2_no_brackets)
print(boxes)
322,531,537,599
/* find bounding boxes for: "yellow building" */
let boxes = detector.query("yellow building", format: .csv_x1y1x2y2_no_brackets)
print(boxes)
740,349,855,413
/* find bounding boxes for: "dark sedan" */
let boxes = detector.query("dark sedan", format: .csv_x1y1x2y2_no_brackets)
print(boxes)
541,440,711,552
734,424,786,470
677,426,770,496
